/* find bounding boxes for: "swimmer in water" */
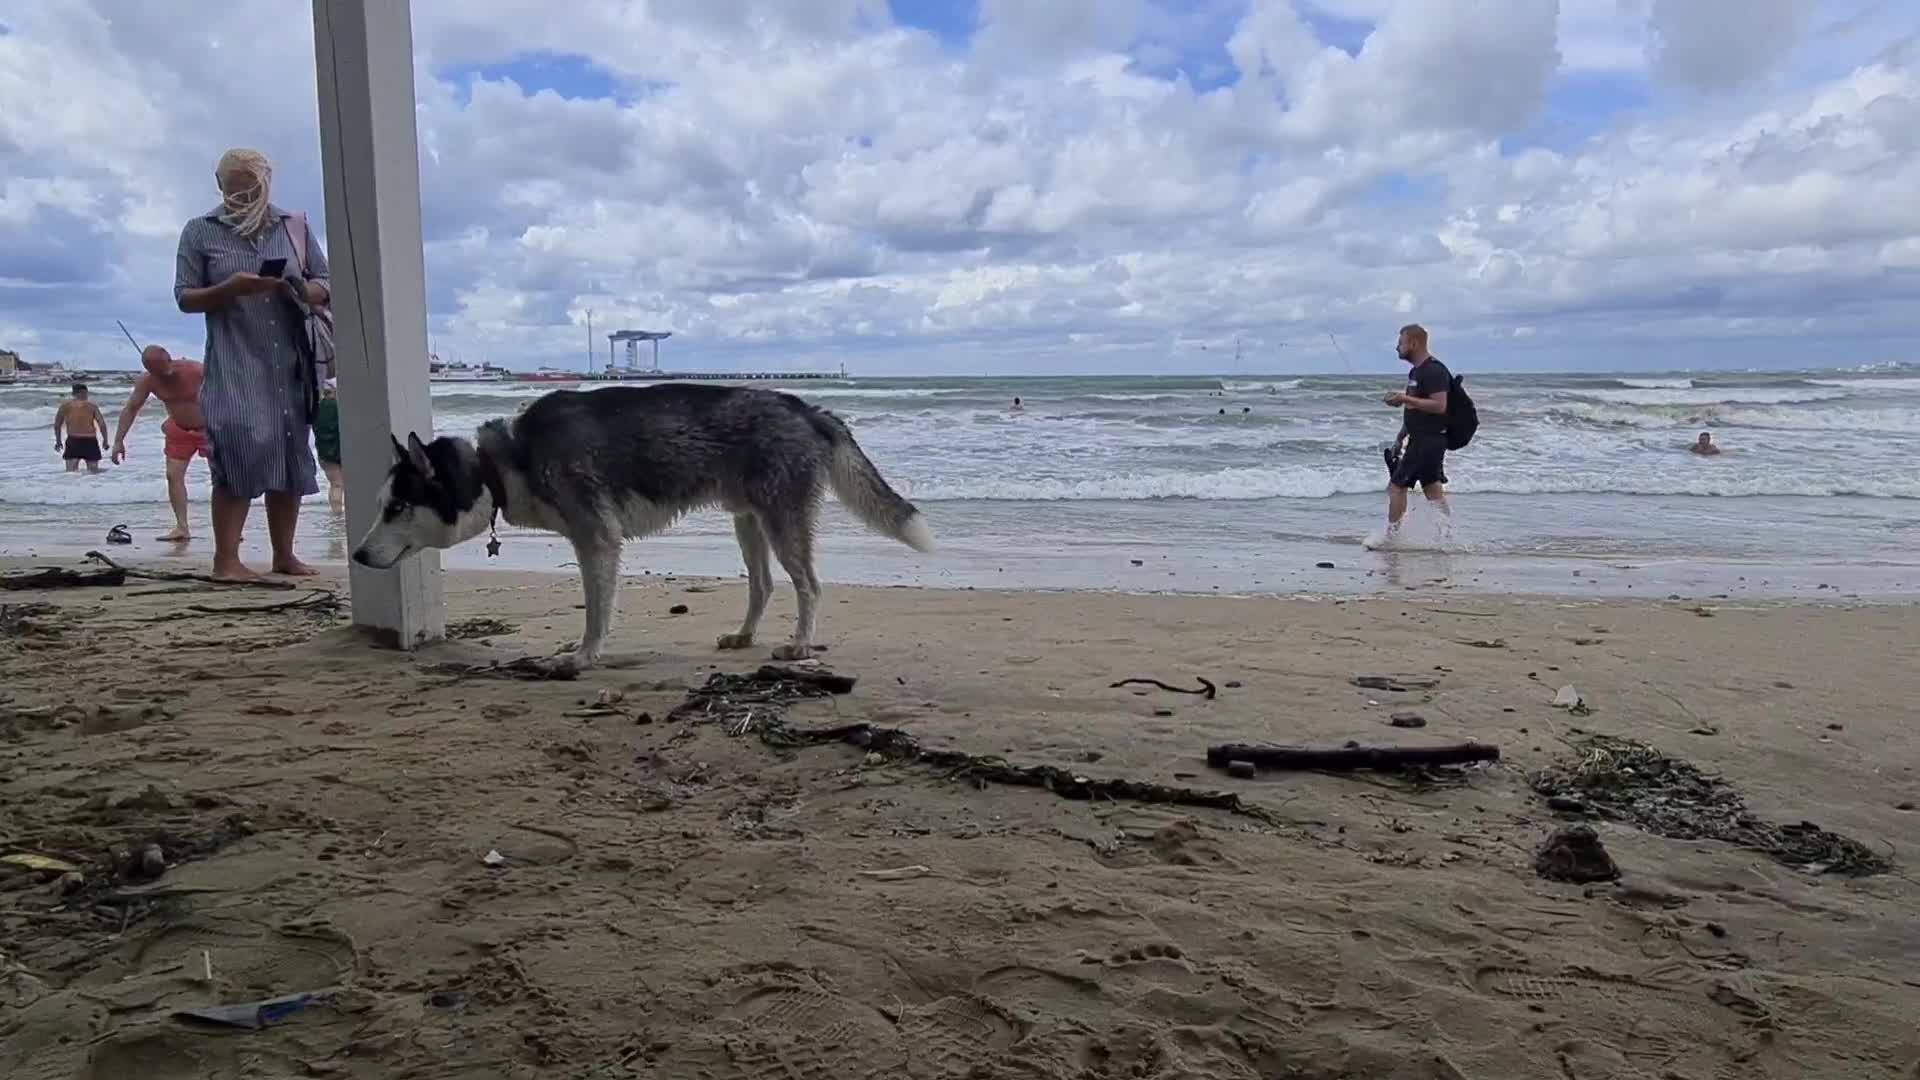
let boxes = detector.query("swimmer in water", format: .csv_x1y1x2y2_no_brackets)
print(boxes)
1009,396,1024,414
1691,432,1722,456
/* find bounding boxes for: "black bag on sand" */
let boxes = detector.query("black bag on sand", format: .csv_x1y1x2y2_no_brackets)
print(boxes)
1446,374,1478,450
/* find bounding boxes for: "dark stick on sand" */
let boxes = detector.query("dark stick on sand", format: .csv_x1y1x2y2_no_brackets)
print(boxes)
1207,742,1500,772
1111,676,1218,699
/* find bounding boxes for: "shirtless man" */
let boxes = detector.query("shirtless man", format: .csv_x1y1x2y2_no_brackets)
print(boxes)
1691,432,1722,456
53,384,109,474
112,346,209,541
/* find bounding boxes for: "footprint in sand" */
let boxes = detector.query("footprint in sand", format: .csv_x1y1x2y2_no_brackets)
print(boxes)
649,980,905,1080
971,963,1107,1027
1472,964,1695,1007
897,995,1025,1075
128,917,356,995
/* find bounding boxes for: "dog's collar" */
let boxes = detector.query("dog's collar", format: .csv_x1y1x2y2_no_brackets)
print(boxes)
477,452,508,558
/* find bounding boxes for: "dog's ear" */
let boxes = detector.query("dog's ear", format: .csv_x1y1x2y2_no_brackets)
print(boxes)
405,432,435,478
390,434,409,466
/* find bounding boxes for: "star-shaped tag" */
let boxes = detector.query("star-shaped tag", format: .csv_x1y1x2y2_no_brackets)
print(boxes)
485,536,502,558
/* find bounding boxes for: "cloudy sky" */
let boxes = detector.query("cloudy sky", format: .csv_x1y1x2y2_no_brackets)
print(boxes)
1,1,1916,376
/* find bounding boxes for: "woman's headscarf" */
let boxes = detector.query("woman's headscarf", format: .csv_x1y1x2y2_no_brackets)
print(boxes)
215,148,274,238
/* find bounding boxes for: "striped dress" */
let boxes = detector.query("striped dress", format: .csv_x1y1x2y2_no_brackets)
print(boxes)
173,204,328,500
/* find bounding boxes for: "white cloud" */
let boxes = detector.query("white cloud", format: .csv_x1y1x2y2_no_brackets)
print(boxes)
1647,0,1816,91
0,0,1914,375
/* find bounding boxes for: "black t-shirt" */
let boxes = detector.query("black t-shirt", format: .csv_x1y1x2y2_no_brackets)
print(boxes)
1403,357,1451,437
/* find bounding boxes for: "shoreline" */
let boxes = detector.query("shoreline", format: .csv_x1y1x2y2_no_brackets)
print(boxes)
7,550,1918,614
4,530,1915,606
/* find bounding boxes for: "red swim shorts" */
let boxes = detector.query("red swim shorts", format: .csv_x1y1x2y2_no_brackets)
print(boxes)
162,419,210,462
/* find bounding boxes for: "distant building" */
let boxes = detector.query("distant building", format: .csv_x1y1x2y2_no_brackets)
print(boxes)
0,349,16,384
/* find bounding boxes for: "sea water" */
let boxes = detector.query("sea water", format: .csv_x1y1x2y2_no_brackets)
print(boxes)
2,368,1915,599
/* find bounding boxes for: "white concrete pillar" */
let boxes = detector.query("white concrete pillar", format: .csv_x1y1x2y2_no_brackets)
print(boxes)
312,0,444,648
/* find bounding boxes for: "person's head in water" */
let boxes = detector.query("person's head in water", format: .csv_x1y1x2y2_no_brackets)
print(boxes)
70,383,88,401
1396,324,1430,365
141,345,174,378
1696,432,1713,449
1013,397,1021,406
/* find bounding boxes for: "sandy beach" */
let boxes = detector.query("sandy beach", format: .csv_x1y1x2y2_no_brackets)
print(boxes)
4,558,1919,1079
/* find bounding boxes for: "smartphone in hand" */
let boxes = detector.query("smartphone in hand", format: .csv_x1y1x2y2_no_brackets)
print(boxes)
257,256,288,278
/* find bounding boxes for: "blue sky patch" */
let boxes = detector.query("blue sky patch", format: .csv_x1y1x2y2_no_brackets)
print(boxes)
439,51,652,107
1502,70,1653,155
889,0,976,49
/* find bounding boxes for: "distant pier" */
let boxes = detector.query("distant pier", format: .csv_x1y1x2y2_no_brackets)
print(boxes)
613,370,841,382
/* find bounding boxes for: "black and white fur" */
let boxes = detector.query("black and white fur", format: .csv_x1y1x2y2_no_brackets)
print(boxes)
350,383,933,668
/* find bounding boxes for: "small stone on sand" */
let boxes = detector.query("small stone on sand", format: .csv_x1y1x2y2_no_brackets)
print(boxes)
1389,711,1426,728
1226,760,1257,779
1533,824,1620,884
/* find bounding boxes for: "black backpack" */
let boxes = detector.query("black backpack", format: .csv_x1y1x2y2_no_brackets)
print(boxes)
1445,374,1478,450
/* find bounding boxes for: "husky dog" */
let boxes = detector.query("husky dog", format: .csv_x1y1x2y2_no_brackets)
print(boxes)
350,383,933,668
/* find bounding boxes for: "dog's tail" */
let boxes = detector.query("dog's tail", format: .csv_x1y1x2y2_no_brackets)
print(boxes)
813,410,934,553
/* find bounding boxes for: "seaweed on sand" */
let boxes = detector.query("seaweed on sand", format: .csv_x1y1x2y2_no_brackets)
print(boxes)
1529,734,1890,877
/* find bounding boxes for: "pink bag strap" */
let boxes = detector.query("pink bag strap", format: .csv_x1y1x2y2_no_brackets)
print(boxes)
285,211,309,274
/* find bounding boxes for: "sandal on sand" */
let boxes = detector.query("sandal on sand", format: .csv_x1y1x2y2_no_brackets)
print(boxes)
105,524,133,545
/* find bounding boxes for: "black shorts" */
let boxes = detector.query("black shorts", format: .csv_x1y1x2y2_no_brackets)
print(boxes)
63,436,101,463
1391,434,1447,489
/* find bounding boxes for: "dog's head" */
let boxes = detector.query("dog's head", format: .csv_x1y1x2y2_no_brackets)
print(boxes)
350,432,492,569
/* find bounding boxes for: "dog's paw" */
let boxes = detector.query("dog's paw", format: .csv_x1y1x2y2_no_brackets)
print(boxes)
557,639,580,654
715,632,754,650
770,643,811,661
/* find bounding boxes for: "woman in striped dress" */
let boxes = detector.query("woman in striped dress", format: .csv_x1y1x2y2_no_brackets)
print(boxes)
173,148,330,581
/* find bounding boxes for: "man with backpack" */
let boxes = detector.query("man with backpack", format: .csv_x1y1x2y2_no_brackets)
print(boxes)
1375,323,1467,544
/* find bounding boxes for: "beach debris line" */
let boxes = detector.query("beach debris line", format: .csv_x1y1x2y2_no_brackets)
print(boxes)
1533,824,1621,884
1529,734,1892,876
446,616,517,640
83,550,297,590
1205,742,1499,773
145,589,343,622
1110,676,1218,699
1,565,126,591
677,665,1283,824
427,655,582,681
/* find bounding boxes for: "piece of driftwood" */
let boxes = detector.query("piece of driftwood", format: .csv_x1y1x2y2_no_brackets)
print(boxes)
677,666,1279,824
758,664,857,694
425,656,580,681
1110,676,1218,699
1351,674,1440,692
781,721,1278,823
1206,742,1500,771
1,566,126,591
84,550,295,591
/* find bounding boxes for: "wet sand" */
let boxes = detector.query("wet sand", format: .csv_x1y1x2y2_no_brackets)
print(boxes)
3,559,1919,1078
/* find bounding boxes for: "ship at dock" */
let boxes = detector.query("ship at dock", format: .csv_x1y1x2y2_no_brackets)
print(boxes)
428,354,511,383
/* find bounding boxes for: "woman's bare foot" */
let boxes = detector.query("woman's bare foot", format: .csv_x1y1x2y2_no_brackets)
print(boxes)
212,558,263,582
159,527,191,542
272,556,320,576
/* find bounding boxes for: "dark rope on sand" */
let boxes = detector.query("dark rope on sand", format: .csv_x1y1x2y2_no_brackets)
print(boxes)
676,667,1279,825
1110,676,1217,700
